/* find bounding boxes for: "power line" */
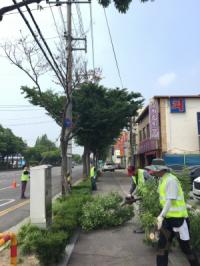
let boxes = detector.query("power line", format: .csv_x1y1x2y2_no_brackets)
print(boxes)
24,2,66,83
12,0,65,88
0,104,40,107
103,8,124,89
75,3,84,37
0,109,43,111
49,4,64,45
89,1,95,71
0,116,48,121
58,5,67,34
4,120,54,127
4,4,53,17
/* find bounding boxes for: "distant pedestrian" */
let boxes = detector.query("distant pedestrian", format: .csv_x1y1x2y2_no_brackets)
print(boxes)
146,160,200,266
20,165,30,199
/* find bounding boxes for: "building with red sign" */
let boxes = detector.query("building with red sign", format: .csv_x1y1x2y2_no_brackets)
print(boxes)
134,95,200,167
113,130,129,168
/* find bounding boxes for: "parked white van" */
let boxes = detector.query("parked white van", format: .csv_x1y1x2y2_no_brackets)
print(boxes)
193,176,200,200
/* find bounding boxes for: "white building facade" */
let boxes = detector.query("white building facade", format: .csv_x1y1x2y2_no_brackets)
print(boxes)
135,95,200,167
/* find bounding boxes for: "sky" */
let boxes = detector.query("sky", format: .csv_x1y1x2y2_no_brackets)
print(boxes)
0,0,200,154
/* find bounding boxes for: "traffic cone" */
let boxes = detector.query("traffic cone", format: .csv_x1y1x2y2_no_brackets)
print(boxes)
11,180,17,189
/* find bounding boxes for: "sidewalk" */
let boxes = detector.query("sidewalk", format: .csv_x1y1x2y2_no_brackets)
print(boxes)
68,170,189,266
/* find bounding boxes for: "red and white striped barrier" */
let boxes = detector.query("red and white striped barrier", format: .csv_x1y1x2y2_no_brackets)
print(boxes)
0,232,17,265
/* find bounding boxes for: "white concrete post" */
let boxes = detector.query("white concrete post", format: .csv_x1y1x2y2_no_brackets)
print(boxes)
30,165,52,228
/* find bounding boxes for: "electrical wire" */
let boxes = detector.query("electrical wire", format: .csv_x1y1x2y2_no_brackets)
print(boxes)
49,4,64,46
0,109,43,111
0,116,48,121
89,1,95,71
58,5,67,34
12,0,65,88
4,120,54,126
103,8,124,89
4,4,52,17
75,3,84,37
24,2,66,83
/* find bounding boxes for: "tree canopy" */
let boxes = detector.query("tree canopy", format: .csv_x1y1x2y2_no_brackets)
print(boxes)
99,0,151,13
73,83,143,157
0,125,26,159
21,83,143,159
24,134,60,165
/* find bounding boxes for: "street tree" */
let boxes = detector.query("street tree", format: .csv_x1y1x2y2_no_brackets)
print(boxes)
35,134,56,152
20,83,143,177
0,125,26,168
24,134,60,165
73,83,143,175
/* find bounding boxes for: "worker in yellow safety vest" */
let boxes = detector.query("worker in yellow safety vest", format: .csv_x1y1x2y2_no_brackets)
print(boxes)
20,165,30,199
90,165,97,191
146,160,199,266
127,168,151,197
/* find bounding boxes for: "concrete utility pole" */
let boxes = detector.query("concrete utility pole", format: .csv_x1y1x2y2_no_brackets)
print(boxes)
66,0,73,174
46,0,89,180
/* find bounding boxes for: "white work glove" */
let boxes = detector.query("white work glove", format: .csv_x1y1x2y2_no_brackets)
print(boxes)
157,216,164,230
126,193,132,198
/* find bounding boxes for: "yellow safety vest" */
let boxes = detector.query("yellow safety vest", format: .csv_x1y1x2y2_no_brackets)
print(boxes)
132,169,144,185
158,173,188,218
90,166,95,177
21,171,29,181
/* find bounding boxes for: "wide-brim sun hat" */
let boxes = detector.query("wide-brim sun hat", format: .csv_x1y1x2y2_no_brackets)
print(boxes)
145,165,169,172
145,158,169,172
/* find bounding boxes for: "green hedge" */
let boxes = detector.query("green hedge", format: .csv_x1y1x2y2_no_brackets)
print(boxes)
17,179,134,265
17,178,92,265
189,211,200,252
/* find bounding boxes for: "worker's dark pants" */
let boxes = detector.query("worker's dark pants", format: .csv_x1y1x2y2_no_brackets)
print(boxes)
21,181,27,198
91,176,97,191
157,218,199,266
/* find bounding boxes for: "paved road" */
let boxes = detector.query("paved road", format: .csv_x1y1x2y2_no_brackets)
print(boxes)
0,165,82,232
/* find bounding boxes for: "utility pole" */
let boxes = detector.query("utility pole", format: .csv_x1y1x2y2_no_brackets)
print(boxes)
66,0,73,176
46,0,89,194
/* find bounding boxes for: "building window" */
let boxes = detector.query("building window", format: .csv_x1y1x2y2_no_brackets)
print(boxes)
139,130,142,142
147,124,150,139
142,127,146,140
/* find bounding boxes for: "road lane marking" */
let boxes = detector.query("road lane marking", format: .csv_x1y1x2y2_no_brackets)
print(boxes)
0,199,15,207
0,184,20,191
0,200,29,217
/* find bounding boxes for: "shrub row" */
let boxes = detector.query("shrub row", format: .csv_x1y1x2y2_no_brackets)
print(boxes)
17,179,134,265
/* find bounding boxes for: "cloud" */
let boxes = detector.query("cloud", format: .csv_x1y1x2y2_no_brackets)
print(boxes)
157,72,176,87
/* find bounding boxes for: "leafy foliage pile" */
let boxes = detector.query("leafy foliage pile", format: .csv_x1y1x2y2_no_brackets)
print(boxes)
81,192,134,231
137,179,161,239
174,168,191,201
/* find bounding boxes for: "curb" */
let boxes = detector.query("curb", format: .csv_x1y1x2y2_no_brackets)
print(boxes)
57,229,80,266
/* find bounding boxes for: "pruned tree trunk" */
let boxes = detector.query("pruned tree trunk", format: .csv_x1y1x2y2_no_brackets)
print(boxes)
60,140,67,195
86,149,90,178
82,145,90,179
